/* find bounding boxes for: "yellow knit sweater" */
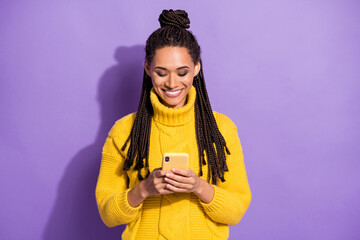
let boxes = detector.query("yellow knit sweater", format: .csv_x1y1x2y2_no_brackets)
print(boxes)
95,85,252,240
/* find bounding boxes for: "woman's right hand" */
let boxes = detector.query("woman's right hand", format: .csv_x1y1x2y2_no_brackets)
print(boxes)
141,167,174,197
127,168,173,207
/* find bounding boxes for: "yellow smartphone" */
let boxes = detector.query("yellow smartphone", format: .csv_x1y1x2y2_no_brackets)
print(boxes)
162,153,189,171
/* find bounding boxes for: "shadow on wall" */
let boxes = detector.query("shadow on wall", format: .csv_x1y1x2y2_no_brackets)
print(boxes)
42,45,145,240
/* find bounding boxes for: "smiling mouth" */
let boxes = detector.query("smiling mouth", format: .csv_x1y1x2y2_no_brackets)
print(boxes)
163,89,183,97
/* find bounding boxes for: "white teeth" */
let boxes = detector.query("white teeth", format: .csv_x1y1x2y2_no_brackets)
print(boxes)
165,89,181,95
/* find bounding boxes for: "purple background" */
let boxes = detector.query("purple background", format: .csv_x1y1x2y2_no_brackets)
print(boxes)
1,1,359,239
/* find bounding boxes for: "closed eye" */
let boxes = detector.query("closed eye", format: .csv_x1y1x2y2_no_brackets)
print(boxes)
178,72,188,77
156,72,167,77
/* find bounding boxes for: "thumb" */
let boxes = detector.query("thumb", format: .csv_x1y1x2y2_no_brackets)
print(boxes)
151,167,162,177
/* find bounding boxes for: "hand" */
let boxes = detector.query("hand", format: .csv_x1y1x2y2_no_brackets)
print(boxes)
127,167,174,207
163,168,202,194
164,168,215,203
141,167,174,198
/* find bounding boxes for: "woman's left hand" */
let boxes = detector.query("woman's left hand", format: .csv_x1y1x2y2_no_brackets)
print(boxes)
164,168,215,203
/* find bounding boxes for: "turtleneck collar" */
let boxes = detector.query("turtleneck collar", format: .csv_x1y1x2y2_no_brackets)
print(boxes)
150,85,196,126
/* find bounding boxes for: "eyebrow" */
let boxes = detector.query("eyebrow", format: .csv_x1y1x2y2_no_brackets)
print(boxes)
154,66,190,70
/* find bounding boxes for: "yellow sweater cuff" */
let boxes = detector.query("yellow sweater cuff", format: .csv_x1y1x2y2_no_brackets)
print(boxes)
116,188,143,216
199,185,225,212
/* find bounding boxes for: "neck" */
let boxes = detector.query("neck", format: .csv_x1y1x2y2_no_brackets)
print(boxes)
150,85,196,126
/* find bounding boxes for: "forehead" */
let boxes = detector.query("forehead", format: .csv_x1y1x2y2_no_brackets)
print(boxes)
152,46,194,68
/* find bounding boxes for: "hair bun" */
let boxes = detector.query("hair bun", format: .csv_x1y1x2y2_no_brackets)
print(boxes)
158,9,190,29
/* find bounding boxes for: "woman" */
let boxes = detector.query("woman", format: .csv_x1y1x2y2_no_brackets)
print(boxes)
96,9,252,240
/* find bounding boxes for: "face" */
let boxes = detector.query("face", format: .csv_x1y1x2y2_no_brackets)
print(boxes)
145,46,201,109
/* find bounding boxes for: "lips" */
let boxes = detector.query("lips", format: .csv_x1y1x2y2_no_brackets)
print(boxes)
163,89,183,98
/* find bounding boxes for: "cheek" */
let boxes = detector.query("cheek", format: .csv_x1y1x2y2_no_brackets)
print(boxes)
151,78,164,89
184,74,195,85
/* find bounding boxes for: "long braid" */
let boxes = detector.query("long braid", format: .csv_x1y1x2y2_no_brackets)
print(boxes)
122,70,153,180
193,60,230,184
121,9,231,185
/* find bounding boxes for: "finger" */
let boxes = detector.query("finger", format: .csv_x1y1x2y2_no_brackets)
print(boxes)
157,183,174,194
165,183,190,193
153,177,166,185
171,168,192,177
154,170,161,178
150,168,160,178
164,177,192,189
155,169,171,177
158,169,172,177
153,169,168,178
165,172,194,184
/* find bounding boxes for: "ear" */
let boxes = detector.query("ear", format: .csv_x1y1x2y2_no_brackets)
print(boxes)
144,60,151,77
194,61,201,77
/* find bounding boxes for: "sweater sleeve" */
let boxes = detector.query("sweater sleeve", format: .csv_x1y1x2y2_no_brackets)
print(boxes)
200,115,252,225
95,116,142,227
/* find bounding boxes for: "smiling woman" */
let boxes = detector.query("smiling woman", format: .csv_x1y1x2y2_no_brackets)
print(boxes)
145,46,200,108
95,9,252,240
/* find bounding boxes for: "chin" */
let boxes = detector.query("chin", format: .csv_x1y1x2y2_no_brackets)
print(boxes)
162,97,184,108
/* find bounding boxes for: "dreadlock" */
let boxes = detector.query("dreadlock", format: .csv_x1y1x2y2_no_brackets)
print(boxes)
121,9,231,185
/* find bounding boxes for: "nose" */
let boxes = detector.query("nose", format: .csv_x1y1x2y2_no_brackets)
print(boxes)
165,73,179,89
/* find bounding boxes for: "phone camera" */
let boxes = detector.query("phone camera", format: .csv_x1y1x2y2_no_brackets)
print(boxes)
165,156,170,162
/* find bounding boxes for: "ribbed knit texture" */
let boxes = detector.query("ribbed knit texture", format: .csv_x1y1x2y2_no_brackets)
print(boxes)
95,85,252,240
